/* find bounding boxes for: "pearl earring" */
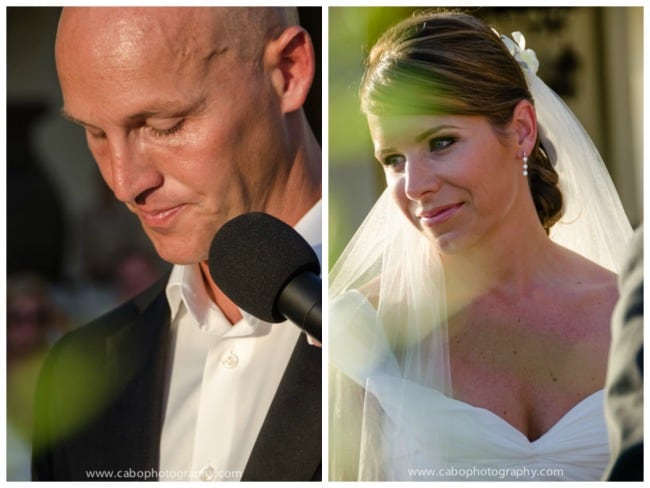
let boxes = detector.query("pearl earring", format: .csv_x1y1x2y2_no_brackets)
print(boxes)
522,152,529,176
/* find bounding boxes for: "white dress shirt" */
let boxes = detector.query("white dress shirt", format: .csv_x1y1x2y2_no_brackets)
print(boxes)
159,202,321,481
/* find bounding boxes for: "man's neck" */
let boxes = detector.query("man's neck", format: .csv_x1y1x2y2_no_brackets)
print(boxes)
198,260,243,325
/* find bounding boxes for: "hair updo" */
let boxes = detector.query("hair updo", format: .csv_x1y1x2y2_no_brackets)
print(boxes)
360,11,563,234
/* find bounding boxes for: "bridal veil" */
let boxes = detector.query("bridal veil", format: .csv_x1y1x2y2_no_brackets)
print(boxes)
329,14,633,480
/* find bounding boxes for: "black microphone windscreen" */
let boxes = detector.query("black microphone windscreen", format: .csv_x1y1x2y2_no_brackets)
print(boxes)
208,212,320,323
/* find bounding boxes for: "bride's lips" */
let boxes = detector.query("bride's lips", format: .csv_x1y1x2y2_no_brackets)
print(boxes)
417,203,463,227
138,204,187,229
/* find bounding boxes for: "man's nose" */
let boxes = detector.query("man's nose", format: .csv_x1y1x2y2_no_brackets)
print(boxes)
404,156,442,201
101,137,163,204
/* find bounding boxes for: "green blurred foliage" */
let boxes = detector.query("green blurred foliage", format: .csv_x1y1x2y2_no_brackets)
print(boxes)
329,8,421,266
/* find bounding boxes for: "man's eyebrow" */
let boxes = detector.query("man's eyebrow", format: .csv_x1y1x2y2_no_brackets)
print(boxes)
60,97,207,128
125,97,207,122
60,109,98,130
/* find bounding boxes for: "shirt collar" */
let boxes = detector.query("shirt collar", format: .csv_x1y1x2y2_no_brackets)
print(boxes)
293,199,322,257
165,264,222,331
165,200,322,330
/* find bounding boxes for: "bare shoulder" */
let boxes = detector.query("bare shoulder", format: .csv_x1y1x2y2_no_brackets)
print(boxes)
566,248,618,295
555,246,619,335
555,244,618,288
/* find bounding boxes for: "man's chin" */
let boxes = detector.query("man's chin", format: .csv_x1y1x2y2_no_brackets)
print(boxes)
150,241,208,266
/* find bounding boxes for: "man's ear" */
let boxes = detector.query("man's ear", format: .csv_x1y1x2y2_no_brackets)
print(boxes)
265,26,315,114
512,99,537,154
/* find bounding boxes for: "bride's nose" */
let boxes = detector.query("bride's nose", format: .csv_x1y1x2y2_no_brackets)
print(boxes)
404,157,442,201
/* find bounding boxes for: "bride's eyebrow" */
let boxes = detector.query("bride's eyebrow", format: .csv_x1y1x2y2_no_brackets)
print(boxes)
414,124,458,143
375,123,461,157
376,146,399,158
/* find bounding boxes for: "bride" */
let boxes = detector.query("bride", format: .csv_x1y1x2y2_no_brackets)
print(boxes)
329,11,633,481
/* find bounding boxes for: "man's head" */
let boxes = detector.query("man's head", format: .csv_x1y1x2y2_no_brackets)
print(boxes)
55,7,319,265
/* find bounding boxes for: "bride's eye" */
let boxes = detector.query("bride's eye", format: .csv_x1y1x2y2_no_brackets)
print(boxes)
381,154,406,170
429,136,455,152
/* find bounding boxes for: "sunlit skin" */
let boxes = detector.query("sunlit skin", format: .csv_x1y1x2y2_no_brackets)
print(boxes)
368,102,618,440
55,8,321,323
369,108,538,257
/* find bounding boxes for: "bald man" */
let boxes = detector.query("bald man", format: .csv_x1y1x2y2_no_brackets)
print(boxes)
32,7,321,481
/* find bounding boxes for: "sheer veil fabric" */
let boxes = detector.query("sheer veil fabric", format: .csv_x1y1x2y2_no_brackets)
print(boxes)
329,31,633,480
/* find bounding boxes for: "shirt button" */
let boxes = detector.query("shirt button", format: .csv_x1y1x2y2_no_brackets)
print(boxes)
221,351,239,369
199,465,216,481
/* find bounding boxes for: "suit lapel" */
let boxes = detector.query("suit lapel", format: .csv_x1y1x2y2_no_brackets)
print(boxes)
242,336,322,481
103,277,171,475
90,273,322,480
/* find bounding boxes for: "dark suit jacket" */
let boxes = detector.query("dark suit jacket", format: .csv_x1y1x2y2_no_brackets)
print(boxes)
604,225,643,481
32,275,321,481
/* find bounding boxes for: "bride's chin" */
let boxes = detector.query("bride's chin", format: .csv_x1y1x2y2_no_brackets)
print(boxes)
411,218,468,254
425,229,466,255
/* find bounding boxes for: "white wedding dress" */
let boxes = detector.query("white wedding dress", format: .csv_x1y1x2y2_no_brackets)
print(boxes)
328,30,632,483
385,387,608,481
330,291,610,481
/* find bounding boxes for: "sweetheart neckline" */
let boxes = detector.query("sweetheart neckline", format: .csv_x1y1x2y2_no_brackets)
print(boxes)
440,389,605,444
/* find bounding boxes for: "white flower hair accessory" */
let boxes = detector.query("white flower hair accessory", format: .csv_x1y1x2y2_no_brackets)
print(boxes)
493,29,539,75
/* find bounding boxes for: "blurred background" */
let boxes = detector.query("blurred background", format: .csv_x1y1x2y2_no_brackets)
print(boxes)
329,6,643,266
5,6,321,480
3,4,643,481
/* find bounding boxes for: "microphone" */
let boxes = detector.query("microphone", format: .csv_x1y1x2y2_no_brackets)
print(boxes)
208,212,321,342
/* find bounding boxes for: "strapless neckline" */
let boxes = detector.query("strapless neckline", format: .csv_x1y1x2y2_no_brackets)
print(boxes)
330,290,610,480
441,389,605,444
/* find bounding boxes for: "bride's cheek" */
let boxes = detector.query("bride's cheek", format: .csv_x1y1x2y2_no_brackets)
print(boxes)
388,180,408,214
388,175,405,199
393,192,418,230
